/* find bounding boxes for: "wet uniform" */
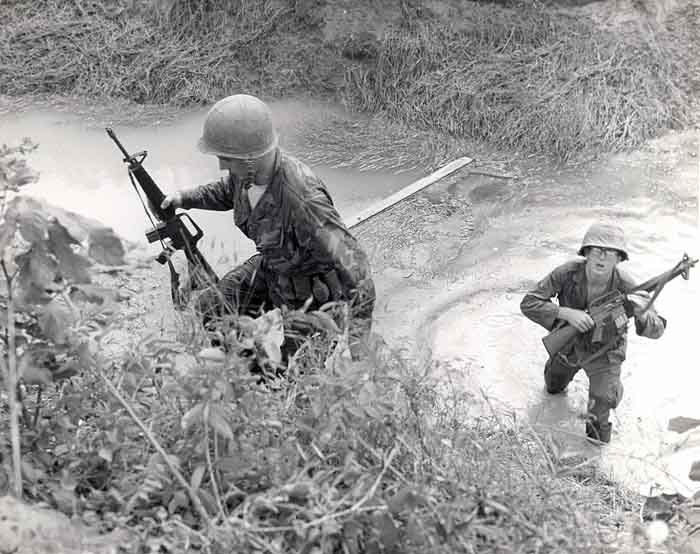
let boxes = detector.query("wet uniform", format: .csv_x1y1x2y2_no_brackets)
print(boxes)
520,259,666,436
180,151,375,344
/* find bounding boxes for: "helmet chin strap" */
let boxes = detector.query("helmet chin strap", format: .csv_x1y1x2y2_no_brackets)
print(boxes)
242,159,256,190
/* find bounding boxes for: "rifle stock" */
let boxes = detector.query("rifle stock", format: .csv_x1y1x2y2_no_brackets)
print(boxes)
541,254,697,358
542,324,579,357
106,128,219,307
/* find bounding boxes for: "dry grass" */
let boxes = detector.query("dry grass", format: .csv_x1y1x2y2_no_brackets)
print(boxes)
0,0,694,160
343,1,694,161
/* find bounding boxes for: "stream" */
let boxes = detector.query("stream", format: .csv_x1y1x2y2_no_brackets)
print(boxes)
1,96,698,499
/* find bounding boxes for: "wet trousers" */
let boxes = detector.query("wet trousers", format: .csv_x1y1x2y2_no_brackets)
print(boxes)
194,254,375,354
544,353,624,442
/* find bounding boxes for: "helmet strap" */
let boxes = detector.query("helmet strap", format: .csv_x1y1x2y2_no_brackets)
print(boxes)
242,159,256,190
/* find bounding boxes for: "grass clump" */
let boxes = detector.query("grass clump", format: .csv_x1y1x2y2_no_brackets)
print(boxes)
0,0,695,161
342,1,694,161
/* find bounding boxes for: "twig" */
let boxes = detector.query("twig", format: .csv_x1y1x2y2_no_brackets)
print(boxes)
467,170,515,179
203,403,226,521
32,386,42,429
1,260,22,499
249,444,399,534
356,434,410,485
98,368,211,523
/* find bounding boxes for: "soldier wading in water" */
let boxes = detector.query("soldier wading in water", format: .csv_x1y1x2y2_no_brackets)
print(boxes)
159,94,375,357
520,223,666,443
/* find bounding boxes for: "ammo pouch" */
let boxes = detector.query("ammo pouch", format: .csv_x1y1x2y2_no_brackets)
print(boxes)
588,291,629,345
291,269,345,306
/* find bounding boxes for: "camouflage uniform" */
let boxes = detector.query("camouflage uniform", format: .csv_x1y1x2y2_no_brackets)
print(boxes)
520,259,666,440
180,151,375,346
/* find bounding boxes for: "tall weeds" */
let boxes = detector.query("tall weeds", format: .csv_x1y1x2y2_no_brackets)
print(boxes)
343,3,693,160
0,0,694,159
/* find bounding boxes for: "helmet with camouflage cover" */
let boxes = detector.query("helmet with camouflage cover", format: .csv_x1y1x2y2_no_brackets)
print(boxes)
577,222,629,261
197,94,279,159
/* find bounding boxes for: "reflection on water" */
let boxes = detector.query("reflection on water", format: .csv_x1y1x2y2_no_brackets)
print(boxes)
0,99,422,267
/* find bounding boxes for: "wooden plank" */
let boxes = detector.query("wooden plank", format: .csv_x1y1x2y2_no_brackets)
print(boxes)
347,156,474,229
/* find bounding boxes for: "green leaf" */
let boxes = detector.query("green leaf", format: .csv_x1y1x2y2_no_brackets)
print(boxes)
208,404,234,441
181,403,204,432
168,490,190,514
256,308,284,363
198,347,226,365
21,364,52,386
98,448,113,463
38,300,74,344
310,310,341,334
197,488,218,515
377,513,399,552
54,444,70,456
190,465,206,491
0,197,92,304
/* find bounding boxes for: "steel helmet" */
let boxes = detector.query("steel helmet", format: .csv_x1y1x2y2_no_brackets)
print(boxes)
577,222,629,261
197,94,279,159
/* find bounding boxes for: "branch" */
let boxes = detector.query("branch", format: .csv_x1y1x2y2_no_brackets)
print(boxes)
0,269,22,498
203,403,226,521
97,368,212,524
247,444,399,534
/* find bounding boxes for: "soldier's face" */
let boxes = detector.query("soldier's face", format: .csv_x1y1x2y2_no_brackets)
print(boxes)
585,247,621,280
218,156,248,178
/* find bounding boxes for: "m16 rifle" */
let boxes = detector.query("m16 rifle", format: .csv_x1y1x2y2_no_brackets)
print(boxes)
543,253,697,358
106,128,219,309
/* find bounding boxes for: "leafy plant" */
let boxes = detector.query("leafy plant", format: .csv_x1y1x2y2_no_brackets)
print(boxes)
0,139,117,499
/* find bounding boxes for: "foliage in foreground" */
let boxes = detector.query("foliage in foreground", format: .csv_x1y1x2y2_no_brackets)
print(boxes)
0,142,694,554
0,0,696,160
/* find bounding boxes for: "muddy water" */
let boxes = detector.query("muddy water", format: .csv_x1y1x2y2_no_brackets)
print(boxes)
423,145,699,497
0,98,421,271
2,96,698,498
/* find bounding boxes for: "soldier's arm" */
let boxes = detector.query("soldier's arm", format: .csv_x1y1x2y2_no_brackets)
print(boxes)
179,177,236,211
634,310,666,339
627,292,666,339
619,271,667,339
520,264,570,331
287,185,368,286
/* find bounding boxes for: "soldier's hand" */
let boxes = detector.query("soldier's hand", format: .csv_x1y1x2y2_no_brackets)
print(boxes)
150,192,183,219
627,290,652,317
559,307,595,332
160,192,183,211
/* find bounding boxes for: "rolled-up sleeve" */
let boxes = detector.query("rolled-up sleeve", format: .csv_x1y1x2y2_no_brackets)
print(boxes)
634,307,666,339
520,265,568,331
179,178,235,211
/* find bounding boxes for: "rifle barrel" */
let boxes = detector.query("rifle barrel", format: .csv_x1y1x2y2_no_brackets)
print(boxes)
106,127,133,162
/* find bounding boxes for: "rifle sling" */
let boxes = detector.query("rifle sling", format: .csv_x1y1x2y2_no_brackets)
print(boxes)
128,168,184,310
630,256,688,317
575,338,618,368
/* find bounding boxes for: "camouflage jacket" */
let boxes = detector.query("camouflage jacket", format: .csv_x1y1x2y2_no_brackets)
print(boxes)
520,259,666,365
180,152,374,308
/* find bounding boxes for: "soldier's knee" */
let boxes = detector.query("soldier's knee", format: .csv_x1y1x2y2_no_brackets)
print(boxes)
544,355,577,394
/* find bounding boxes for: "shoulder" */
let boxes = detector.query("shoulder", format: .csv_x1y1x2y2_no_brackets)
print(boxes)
613,265,637,291
279,153,322,189
277,152,333,203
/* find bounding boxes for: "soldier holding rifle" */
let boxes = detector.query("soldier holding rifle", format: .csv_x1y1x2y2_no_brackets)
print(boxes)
520,223,667,444
158,94,376,355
